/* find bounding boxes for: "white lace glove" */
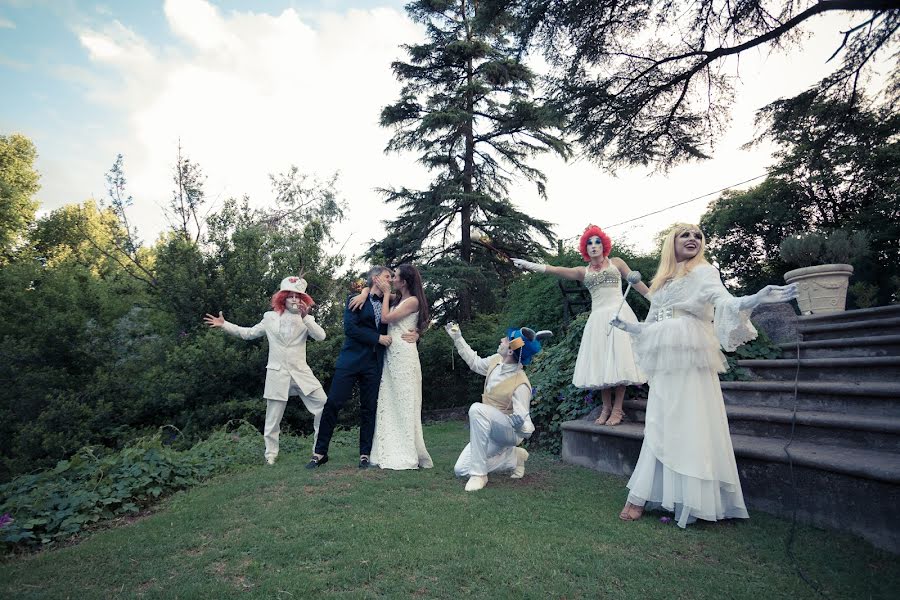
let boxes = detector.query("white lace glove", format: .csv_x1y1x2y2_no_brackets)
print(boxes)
444,322,462,341
610,317,646,335
511,258,546,273
738,284,799,311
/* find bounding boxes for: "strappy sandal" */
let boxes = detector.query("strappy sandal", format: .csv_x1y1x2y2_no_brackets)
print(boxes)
606,407,625,426
619,502,644,521
594,405,612,425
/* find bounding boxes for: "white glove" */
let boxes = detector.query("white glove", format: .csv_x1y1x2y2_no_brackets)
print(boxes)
444,322,462,341
738,284,799,310
511,258,546,273
610,317,645,335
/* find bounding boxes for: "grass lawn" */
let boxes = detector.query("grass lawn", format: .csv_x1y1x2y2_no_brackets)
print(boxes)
1,421,897,599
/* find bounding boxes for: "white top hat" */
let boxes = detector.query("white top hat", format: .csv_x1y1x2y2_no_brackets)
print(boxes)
279,276,308,294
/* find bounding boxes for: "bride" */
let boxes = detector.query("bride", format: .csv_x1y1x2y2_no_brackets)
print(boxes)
368,264,433,470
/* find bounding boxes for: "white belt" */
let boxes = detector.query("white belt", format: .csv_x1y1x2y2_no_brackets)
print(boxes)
653,307,690,321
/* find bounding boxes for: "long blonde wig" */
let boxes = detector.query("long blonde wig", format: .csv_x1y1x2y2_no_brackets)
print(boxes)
649,223,710,293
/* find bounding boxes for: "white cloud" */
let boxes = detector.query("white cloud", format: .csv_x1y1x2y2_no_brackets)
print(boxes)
72,0,425,261
55,3,881,265
0,17,15,29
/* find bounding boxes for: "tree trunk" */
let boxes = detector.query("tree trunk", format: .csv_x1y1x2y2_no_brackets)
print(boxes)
459,0,475,322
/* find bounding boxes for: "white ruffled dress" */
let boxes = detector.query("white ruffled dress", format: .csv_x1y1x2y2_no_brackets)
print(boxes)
626,264,755,527
572,264,646,389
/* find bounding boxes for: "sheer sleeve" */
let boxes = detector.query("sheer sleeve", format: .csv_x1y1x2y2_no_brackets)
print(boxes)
697,265,758,352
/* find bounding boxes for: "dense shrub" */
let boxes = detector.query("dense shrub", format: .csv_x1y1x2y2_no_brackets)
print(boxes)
0,423,358,550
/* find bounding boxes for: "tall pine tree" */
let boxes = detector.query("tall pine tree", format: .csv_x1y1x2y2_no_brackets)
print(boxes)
370,0,570,322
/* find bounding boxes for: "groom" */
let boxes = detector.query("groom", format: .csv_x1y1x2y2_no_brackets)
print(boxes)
308,266,393,469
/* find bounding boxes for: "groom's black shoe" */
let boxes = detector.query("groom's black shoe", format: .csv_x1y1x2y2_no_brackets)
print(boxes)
305,455,328,469
358,456,371,470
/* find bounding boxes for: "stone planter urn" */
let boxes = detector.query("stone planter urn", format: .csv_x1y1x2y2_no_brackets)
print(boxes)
784,263,854,314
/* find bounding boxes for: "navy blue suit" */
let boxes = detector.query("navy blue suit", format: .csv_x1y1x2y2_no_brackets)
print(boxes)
314,294,388,457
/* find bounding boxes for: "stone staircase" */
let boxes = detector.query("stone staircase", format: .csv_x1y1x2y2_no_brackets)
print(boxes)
561,304,900,552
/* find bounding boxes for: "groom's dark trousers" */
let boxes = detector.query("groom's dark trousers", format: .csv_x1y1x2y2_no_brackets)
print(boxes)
314,294,387,457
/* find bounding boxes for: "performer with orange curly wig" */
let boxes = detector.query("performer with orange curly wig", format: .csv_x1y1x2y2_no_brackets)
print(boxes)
513,225,648,426
204,276,328,464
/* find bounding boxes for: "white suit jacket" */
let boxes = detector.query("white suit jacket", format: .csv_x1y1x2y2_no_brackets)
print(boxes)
222,311,326,401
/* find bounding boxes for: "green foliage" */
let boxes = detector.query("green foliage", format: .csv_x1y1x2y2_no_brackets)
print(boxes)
419,312,504,410
0,144,349,481
0,133,40,263
779,230,871,268
488,1,897,171
0,423,363,551
720,329,782,382
0,423,262,548
702,94,899,303
848,281,880,309
370,0,570,321
525,312,591,454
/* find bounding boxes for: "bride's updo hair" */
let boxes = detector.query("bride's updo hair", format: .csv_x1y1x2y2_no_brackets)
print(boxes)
650,223,709,293
394,264,430,333
578,224,612,261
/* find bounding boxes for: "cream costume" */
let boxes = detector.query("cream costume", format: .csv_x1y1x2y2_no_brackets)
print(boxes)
572,265,645,388
218,277,328,463
613,264,795,526
447,325,550,491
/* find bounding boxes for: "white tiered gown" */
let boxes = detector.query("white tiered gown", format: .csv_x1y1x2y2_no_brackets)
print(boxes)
370,306,433,470
626,264,755,527
572,264,646,389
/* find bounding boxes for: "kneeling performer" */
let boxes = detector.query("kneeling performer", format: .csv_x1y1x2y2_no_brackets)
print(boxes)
445,323,551,491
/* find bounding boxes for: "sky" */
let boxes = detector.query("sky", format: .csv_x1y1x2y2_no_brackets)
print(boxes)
0,0,889,268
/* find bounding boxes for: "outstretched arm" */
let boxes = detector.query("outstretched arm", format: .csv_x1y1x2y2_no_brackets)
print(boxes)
512,258,585,281
610,257,650,298
444,324,493,376
205,311,266,340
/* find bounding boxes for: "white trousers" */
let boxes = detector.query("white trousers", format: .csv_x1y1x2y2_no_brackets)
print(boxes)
454,403,521,477
264,381,327,461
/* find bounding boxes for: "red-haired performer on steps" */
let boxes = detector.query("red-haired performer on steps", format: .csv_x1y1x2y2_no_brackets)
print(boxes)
513,224,648,426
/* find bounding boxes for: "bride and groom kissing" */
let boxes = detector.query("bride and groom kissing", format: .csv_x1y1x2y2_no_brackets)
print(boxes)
307,264,433,471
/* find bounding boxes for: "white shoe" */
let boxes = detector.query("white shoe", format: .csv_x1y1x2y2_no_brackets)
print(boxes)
464,475,488,492
510,447,529,479
266,456,276,465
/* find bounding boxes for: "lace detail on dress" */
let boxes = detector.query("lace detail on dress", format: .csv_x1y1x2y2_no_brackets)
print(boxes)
714,300,757,352
370,307,433,470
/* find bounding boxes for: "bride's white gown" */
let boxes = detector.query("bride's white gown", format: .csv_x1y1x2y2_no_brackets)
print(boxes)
370,305,433,470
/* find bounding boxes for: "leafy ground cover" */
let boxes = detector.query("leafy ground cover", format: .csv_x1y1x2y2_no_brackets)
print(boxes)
1,422,897,599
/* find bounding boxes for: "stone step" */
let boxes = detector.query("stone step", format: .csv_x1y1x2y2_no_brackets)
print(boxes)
796,317,900,341
778,335,900,359
561,420,900,552
797,304,900,324
735,356,900,382
719,380,900,417
622,399,900,452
